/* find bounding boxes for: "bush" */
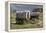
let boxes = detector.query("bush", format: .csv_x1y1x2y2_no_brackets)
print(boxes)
16,17,24,24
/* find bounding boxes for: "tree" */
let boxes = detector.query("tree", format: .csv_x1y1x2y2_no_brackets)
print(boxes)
32,8,43,12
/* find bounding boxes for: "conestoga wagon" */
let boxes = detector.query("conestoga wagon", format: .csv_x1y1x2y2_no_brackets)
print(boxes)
16,10,40,24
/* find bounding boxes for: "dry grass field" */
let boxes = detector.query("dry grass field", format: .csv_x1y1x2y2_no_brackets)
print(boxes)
10,12,43,29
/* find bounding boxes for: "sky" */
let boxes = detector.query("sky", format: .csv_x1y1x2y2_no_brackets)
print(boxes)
10,4,43,12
